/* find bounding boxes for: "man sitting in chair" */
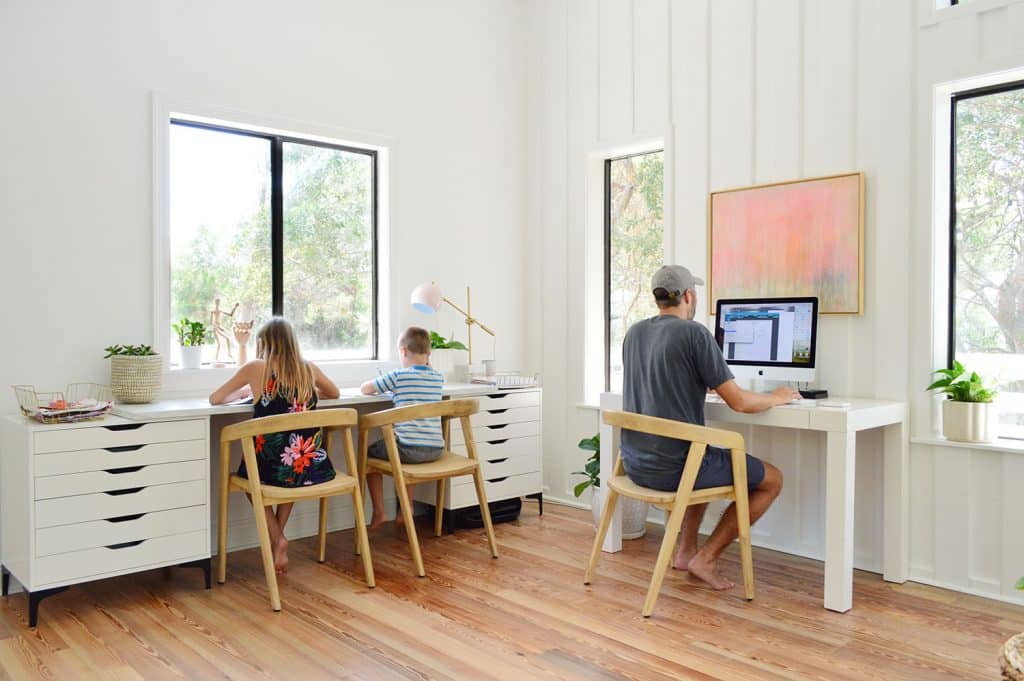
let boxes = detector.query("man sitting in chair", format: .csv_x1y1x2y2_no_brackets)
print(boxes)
621,265,797,591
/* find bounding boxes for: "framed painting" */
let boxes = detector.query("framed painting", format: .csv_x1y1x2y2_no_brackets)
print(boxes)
708,172,864,314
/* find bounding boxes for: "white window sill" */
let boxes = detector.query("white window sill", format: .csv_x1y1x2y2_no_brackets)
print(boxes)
160,358,395,396
911,435,1024,454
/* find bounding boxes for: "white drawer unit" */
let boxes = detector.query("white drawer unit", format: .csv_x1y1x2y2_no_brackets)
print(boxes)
417,388,543,529
0,415,211,627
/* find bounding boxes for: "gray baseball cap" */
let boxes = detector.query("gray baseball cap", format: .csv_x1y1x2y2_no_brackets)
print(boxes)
651,265,704,295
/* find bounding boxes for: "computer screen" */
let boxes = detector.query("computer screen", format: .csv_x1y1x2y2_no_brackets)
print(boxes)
714,297,818,380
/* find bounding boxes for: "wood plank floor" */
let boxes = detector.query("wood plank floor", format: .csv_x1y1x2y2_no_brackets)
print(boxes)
0,504,1020,680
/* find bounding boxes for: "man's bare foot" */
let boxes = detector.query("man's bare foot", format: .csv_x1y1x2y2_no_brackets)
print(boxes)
686,554,734,591
368,511,386,531
273,536,289,575
673,547,697,571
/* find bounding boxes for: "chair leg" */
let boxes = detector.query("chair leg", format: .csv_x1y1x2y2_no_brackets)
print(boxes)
642,502,688,618
317,497,328,563
735,488,755,601
434,480,445,537
350,487,376,588
470,469,498,559
584,488,620,584
394,475,426,577
216,464,231,585
251,494,281,611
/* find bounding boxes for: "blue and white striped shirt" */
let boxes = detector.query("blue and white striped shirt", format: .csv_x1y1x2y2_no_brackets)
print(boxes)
374,365,445,448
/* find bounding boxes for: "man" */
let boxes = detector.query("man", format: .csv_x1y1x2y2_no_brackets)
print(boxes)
621,265,798,591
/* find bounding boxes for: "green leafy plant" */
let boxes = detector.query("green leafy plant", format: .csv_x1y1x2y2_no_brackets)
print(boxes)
103,344,157,358
429,330,468,351
1016,576,1024,591
926,360,997,403
172,318,208,347
572,434,600,498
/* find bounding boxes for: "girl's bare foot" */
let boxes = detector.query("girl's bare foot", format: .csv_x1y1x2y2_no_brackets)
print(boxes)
673,547,696,571
273,536,289,575
368,511,386,530
394,514,405,527
686,554,734,591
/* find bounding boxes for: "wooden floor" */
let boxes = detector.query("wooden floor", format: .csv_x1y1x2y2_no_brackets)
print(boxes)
0,504,1020,680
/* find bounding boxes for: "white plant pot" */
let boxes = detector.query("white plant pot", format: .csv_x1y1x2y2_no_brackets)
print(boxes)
180,345,203,370
942,399,997,443
591,489,648,540
430,348,469,380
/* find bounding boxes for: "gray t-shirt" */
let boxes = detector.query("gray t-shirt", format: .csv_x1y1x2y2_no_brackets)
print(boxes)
621,315,734,476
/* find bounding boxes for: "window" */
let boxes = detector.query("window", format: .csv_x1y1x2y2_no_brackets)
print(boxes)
605,150,665,392
949,80,1024,438
169,120,377,366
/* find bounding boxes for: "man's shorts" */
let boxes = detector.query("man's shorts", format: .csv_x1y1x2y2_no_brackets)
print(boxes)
626,445,766,492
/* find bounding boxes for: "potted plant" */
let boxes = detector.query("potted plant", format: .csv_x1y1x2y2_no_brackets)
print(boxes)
104,344,162,404
927,360,998,443
573,433,648,539
429,330,469,379
172,317,209,370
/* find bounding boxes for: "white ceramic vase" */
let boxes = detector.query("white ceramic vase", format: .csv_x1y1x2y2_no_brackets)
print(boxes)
180,345,203,370
591,489,648,540
942,400,997,443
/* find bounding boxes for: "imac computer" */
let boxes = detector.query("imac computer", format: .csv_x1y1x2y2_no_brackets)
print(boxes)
713,297,818,383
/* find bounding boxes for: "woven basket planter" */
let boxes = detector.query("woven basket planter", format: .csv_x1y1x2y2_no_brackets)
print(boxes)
109,354,163,404
1002,633,1024,680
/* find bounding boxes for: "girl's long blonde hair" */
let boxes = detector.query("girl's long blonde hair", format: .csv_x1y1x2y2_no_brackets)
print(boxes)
256,317,314,405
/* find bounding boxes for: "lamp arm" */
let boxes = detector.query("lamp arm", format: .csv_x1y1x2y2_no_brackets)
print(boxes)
442,297,495,336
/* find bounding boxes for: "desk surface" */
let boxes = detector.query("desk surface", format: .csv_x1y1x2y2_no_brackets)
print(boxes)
109,383,514,421
703,394,905,433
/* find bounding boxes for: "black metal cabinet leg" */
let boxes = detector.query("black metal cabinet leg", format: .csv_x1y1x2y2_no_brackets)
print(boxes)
27,586,69,628
178,558,212,589
445,508,456,535
2,566,9,597
526,492,543,516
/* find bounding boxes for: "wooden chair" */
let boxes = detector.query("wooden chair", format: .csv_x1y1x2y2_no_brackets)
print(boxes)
584,410,754,617
357,398,498,577
217,409,375,611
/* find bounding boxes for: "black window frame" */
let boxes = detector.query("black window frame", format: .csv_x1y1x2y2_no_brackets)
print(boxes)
946,79,1024,369
169,118,379,360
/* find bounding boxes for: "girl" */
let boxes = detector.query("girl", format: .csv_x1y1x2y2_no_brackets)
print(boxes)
210,317,341,574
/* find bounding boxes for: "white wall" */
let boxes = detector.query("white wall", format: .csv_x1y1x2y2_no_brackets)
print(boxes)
527,0,1024,603
0,0,528,402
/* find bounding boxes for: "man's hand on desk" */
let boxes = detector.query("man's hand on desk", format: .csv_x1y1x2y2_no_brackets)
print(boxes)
770,386,801,406
713,380,800,414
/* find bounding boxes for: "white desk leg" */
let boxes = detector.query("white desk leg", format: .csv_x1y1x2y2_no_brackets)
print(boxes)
824,430,856,612
882,419,909,583
599,395,622,553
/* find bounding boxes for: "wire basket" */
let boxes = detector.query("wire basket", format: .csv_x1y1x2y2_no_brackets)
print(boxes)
12,383,114,424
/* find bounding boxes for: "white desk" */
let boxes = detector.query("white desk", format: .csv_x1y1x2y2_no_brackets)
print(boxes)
598,393,908,613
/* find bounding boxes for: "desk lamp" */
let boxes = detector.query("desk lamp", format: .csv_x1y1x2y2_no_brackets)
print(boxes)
410,282,494,365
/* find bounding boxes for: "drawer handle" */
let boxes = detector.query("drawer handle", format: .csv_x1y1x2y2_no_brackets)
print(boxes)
487,458,508,464
488,393,509,399
104,445,144,453
486,439,509,445
486,408,509,415
106,466,145,475
485,424,508,431
105,513,146,523
104,423,145,432
106,540,146,550
487,476,508,483
104,487,145,496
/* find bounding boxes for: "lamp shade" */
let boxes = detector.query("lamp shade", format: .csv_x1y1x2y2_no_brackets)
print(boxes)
410,282,443,314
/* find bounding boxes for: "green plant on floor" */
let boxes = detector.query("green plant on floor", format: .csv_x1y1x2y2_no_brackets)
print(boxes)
926,360,997,402
172,318,209,347
103,344,157,358
572,433,600,498
1017,577,1024,591
429,330,468,351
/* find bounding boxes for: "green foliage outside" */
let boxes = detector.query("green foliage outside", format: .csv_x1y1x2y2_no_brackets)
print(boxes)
954,88,1024,394
171,140,374,357
573,434,601,498
926,360,997,403
429,331,468,351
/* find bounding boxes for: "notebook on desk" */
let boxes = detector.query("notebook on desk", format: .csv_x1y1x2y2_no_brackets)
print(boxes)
471,374,540,390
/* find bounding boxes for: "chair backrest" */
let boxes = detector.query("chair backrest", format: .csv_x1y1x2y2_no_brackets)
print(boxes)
220,407,359,444
357,398,480,431
602,410,745,452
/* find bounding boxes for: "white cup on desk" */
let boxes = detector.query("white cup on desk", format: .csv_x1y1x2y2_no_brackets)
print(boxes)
451,364,470,383
483,359,497,377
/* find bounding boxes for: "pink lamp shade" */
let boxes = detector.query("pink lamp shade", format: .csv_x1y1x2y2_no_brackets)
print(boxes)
410,282,443,314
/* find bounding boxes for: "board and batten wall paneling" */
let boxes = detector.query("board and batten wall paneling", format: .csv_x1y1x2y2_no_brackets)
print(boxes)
633,0,669,136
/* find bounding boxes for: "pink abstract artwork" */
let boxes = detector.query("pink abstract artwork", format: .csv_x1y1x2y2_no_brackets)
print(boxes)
709,173,862,314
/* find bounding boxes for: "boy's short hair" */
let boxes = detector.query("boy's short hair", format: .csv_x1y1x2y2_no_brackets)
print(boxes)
399,326,431,354
653,287,683,309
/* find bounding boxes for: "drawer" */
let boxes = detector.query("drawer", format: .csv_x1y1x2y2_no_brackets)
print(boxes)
452,435,540,462
448,471,542,508
473,391,540,412
33,420,206,454
35,460,207,500
452,406,539,429
36,480,207,528
449,420,540,445
34,529,208,587
35,440,206,477
453,454,539,487
36,506,207,557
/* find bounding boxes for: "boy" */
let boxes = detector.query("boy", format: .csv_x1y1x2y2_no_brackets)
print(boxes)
360,326,445,528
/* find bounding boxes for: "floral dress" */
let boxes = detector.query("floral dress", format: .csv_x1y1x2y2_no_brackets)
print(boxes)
237,375,336,487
